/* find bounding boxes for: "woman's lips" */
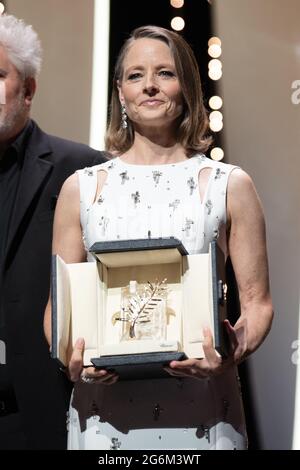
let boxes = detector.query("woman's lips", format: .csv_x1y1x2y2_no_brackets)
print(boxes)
140,100,164,106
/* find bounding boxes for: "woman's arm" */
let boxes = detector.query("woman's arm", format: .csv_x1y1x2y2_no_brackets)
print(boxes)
226,168,274,361
43,173,118,384
43,173,86,345
167,168,273,379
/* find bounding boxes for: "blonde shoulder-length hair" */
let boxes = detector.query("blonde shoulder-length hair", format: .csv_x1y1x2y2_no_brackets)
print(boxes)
105,25,212,156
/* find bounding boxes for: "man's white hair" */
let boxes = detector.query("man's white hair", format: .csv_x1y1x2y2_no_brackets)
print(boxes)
0,14,42,78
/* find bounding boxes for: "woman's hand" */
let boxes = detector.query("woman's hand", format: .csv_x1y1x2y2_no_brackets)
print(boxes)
68,338,119,385
165,319,247,379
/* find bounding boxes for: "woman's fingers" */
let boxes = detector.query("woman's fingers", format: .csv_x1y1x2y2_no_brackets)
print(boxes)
228,319,247,362
224,319,247,362
202,327,223,370
167,327,225,379
68,338,119,385
80,369,119,385
70,323,239,384
169,358,196,369
164,366,190,378
100,374,119,385
167,357,211,379
224,319,239,352
69,337,85,381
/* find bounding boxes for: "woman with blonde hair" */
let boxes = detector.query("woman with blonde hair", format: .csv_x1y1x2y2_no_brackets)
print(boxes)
45,25,273,450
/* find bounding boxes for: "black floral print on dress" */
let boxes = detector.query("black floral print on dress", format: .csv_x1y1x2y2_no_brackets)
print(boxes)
152,171,162,185
107,161,115,170
131,191,140,207
169,199,180,211
84,168,93,177
196,155,206,164
213,227,219,239
99,216,109,236
215,168,226,180
182,218,194,236
120,171,129,184
187,177,196,195
205,199,213,215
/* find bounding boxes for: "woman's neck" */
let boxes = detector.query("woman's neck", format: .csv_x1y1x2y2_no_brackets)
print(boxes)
120,129,187,165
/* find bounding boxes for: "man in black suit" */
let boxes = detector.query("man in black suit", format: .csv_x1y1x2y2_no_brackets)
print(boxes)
0,14,106,449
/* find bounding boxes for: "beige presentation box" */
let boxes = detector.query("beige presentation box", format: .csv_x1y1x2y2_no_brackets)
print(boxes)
51,238,228,379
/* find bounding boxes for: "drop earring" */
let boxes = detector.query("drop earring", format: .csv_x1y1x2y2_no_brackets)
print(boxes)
121,104,128,129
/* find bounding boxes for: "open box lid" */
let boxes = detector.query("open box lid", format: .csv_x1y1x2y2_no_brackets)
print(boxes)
90,237,188,268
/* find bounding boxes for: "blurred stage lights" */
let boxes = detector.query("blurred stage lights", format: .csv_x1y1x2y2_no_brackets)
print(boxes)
0,3,5,15
208,68,222,80
209,110,223,133
210,147,224,161
208,58,222,70
208,44,222,58
209,110,223,121
171,16,185,31
208,37,222,47
208,36,222,81
170,0,184,7
209,96,223,110
209,119,223,132
207,37,224,154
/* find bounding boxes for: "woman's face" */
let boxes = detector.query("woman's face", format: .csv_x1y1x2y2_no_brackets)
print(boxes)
118,38,183,130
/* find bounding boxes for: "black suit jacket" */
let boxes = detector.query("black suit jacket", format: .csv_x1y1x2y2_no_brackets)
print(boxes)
1,120,106,449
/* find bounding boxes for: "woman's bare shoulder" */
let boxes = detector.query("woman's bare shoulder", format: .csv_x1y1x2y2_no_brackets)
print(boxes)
227,167,264,223
59,173,80,201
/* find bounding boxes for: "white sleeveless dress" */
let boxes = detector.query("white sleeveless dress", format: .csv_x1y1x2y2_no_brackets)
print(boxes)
67,155,247,450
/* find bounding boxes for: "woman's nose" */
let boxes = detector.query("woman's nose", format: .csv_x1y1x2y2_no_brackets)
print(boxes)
143,74,159,95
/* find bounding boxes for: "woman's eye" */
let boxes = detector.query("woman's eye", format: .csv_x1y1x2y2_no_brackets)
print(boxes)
159,70,175,78
127,73,142,80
